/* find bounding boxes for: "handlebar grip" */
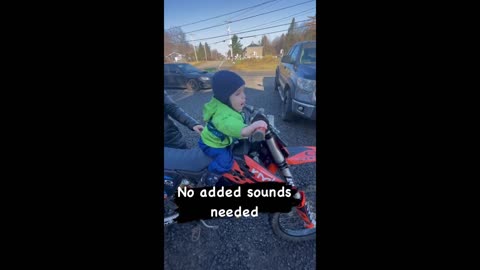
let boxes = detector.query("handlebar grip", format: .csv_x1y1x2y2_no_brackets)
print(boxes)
251,127,266,142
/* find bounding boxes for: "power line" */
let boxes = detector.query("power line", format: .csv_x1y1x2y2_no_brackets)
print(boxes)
238,24,315,40
185,0,313,34
185,19,311,43
184,0,315,34
211,23,315,44
227,0,281,21
171,17,315,45
171,0,277,28
236,8,314,32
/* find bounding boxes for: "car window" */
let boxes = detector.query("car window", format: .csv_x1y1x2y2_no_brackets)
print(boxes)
287,46,296,57
300,45,316,64
290,46,301,62
177,64,202,73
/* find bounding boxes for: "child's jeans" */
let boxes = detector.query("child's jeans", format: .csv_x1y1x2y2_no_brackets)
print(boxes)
198,139,233,175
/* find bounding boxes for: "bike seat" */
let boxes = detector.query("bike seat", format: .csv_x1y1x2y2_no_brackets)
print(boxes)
164,147,212,172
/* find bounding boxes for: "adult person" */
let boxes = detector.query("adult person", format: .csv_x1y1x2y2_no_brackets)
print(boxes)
164,90,203,149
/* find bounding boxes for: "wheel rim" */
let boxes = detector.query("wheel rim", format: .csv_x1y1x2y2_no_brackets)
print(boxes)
277,209,316,237
188,80,199,90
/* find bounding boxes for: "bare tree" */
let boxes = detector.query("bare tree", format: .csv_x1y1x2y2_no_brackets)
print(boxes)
270,15,316,57
164,27,191,60
271,33,286,56
209,49,222,61
301,15,316,41
164,30,175,62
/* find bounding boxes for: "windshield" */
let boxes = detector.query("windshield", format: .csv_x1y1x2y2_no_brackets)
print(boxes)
300,45,316,65
177,64,203,73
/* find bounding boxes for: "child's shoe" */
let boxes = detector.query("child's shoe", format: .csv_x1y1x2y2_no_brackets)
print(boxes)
199,172,222,187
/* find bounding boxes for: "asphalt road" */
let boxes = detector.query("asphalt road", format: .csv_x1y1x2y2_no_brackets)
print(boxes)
164,70,317,270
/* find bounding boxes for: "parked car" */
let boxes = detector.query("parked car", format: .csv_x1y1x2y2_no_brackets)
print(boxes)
274,41,316,121
164,63,214,91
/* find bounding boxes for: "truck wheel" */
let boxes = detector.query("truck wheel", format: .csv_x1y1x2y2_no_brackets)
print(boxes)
274,74,280,92
281,89,294,122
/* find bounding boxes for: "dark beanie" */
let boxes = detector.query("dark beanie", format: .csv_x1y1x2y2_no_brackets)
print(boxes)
212,70,245,105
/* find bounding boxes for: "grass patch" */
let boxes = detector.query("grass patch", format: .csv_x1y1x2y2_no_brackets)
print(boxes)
203,67,217,73
230,56,280,71
189,61,202,66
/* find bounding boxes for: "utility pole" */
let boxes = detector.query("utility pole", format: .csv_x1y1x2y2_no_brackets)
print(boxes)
194,43,198,62
189,33,198,62
204,43,208,61
227,22,233,62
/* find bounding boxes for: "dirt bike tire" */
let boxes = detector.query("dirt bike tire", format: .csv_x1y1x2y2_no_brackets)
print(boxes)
270,213,316,242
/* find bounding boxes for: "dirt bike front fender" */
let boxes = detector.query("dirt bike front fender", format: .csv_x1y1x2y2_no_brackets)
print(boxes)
285,146,316,166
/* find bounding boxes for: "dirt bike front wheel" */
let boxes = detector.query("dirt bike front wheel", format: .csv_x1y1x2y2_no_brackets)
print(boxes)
270,186,316,241
270,211,316,241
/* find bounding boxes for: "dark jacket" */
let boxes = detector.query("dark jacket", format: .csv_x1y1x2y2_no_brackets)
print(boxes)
164,91,200,148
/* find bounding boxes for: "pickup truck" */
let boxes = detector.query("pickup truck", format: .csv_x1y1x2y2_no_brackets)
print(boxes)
274,41,316,121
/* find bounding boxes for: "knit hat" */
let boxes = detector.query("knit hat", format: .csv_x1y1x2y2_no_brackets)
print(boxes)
212,70,245,105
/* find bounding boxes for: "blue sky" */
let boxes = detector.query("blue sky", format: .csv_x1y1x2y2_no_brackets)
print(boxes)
164,0,316,56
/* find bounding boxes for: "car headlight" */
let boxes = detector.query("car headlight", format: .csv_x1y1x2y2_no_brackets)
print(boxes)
199,76,210,81
296,77,316,92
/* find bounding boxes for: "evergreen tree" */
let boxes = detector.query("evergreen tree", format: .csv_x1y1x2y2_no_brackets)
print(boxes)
231,34,243,57
197,42,205,61
285,18,296,52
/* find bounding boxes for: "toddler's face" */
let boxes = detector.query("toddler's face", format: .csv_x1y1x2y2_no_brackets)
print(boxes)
229,86,246,112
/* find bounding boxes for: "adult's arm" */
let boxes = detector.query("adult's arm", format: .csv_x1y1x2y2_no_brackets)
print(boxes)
164,91,200,130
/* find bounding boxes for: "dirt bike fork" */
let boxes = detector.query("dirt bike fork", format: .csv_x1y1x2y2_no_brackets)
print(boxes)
265,133,316,229
295,190,316,229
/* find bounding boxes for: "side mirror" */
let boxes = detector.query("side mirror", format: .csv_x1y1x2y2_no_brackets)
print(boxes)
281,55,292,63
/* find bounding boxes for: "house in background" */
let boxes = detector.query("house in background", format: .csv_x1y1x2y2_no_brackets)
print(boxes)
165,52,185,63
244,43,263,59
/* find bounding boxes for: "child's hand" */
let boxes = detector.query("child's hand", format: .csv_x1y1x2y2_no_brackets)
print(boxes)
252,120,267,130
241,120,268,137
193,125,204,134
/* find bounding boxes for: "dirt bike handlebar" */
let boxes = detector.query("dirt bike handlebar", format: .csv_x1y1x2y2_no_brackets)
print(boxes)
244,105,270,142
244,105,267,123
251,126,266,142
244,104,255,114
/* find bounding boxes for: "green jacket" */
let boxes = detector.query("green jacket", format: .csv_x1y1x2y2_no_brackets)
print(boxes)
201,97,246,148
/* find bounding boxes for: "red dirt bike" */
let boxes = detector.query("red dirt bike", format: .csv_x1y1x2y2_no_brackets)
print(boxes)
164,105,316,241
